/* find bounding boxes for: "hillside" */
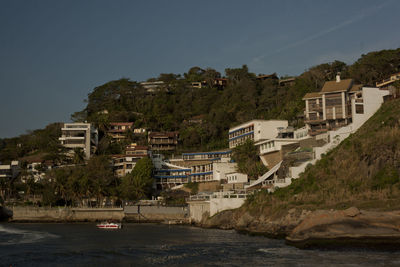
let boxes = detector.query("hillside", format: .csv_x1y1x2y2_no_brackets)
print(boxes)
245,97,400,214
1,47,400,162
200,98,400,245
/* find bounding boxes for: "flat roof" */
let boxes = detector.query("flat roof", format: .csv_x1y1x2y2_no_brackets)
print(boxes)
229,119,287,133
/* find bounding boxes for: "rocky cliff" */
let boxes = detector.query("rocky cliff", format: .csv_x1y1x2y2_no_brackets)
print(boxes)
200,206,400,248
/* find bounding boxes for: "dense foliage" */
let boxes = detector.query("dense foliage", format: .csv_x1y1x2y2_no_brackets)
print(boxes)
1,47,400,207
232,140,268,179
2,48,400,162
121,157,154,201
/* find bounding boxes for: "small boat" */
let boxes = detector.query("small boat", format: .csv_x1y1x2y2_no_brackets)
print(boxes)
96,221,122,229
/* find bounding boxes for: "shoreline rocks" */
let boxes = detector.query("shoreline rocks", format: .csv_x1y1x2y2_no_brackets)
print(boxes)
199,206,400,249
286,207,400,248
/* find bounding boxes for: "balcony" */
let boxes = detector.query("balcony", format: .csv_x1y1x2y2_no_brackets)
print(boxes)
150,139,176,144
309,104,323,112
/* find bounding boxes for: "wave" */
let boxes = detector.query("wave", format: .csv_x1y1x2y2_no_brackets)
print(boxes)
0,224,59,245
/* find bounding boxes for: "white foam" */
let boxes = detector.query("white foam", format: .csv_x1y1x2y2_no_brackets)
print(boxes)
0,225,59,245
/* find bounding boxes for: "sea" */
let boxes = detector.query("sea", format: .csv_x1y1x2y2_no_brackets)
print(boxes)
1,223,400,266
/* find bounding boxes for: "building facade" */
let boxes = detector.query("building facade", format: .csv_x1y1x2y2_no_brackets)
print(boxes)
107,122,133,142
228,120,288,148
148,131,179,151
59,123,98,160
303,76,362,136
112,144,150,177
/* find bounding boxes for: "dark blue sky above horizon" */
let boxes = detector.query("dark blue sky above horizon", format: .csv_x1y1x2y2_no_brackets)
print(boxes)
1,0,399,138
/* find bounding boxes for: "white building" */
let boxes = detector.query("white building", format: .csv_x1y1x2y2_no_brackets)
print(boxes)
59,123,98,160
351,87,390,129
228,120,288,148
212,162,237,181
0,161,20,180
226,172,248,184
26,162,52,182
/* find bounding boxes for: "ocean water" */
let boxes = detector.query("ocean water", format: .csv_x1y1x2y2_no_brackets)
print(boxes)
1,223,400,266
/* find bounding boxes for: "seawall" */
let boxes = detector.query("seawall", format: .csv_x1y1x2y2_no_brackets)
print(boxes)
124,205,188,223
7,205,189,223
9,206,125,222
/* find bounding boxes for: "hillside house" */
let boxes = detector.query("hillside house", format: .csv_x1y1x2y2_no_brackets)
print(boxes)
303,75,362,136
107,122,133,142
148,131,179,151
59,123,98,160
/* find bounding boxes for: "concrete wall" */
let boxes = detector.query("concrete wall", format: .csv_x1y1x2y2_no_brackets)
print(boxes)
188,201,210,223
260,151,281,168
124,205,188,222
10,207,124,222
212,162,237,181
352,87,389,129
209,197,245,216
258,120,288,141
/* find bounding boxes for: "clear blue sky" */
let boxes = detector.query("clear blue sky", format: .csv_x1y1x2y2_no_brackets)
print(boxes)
1,0,399,138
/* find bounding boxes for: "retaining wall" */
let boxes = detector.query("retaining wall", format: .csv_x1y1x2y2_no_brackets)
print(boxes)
124,205,188,222
10,206,124,222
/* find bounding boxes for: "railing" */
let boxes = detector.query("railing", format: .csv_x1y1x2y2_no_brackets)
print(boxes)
188,191,248,201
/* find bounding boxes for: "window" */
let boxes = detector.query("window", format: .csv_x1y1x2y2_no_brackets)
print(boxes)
355,104,364,114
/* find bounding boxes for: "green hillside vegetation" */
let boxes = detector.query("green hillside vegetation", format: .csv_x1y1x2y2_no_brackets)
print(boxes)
1,48,400,162
246,98,400,214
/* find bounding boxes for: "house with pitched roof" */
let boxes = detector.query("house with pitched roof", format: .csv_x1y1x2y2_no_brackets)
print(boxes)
303,75,362,135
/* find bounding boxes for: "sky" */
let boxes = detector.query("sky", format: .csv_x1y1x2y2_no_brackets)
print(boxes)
0,0,399,138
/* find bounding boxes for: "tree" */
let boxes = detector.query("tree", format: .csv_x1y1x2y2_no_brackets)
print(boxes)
121,157,154,201
232,139,268,179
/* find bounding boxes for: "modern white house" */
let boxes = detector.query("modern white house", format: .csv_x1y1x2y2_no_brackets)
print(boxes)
351,86,391,129
59,123,98,160
228,119,288,148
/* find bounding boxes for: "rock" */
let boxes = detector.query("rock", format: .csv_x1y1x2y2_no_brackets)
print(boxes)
343,207,360,217
286,209,400,248
236,212,254,228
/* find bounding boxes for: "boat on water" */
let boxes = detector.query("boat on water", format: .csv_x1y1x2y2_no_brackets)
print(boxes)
96,221,122,229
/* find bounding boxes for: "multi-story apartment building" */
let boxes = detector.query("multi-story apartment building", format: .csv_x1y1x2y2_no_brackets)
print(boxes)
148,131,179,151
107,122,133,142
112,144,150,177
228,120,288,148
153,168,192,190
153,148,238,190
59,123,98,160
303,76,362,136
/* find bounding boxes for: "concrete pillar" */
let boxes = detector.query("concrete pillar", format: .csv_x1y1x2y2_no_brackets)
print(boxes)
305,100,309,120
333,107,336,120
322,94,326,120
342,92,346,119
